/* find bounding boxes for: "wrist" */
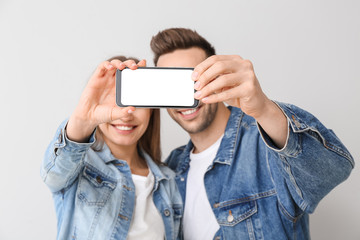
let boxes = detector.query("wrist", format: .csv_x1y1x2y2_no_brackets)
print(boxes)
66,114,97,143
255,99,288,148
253,98,276,121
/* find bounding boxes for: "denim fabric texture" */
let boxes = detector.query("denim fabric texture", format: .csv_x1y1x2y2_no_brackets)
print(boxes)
41,120,183,240
166,103,354,240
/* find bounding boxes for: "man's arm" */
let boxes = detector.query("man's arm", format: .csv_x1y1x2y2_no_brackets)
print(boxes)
261,102,354,213
193,55,354,213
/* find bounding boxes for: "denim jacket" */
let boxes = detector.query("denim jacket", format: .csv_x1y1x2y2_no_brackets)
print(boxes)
41,120,183,240
166,102,354,240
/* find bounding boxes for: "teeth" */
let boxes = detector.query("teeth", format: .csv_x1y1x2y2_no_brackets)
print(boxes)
181,109,197,115
116,126,134,131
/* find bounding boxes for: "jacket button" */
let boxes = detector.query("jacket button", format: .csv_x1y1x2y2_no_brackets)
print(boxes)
214,237,221,240
96,176,103,183
227,210,234,222
164,209,171,217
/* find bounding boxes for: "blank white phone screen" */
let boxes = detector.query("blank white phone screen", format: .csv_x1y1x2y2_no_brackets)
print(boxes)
120,68,195,107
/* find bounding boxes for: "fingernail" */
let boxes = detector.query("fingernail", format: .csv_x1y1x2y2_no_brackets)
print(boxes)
128,109,133,114
194,91,202,98
192,71,198,80
194,81,201,90
131,63,137,67
107,64,113,69
202,97,209,103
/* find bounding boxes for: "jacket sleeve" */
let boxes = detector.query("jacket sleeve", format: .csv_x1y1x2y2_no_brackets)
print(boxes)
40,119,96,193
259,102,354,214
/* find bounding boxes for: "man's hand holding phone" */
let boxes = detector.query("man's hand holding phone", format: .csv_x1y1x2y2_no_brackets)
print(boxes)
192,55,288,148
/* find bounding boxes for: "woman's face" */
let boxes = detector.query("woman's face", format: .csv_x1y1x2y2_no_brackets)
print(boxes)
98,108,151,149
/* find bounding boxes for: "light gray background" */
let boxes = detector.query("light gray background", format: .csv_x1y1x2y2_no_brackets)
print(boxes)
0,0,359,239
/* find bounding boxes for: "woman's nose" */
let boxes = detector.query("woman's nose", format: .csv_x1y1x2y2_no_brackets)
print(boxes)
119,110,134,122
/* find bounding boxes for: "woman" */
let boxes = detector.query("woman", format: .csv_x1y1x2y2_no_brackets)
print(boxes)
41,56,183,240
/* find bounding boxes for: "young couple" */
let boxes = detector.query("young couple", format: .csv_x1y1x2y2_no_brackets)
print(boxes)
41,28,354,240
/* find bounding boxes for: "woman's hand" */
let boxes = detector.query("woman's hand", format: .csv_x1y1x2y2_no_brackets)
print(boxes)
66,59,146,142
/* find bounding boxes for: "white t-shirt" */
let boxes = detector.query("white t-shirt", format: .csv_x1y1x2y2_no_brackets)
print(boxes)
127,171,165,240
183,136,223,240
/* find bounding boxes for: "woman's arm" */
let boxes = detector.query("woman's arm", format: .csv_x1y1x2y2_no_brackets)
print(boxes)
41,59,146,192
40,120,95,193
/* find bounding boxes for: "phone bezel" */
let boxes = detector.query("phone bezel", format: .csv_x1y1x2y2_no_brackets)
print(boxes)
116,67,199,108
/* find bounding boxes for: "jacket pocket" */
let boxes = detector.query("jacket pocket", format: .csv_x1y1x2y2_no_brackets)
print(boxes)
77,165,117,207
216,199,257,227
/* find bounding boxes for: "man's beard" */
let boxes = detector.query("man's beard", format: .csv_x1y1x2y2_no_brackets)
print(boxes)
174,103,218,134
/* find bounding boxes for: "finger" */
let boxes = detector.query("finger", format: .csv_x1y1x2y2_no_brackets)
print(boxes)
94,61,114,77
110,59,126,70
201,87,242,104
194,73,240,100
192,55,243,81
194,60,237,91
109,59,126,77
137,59,147,67
123,60,138,70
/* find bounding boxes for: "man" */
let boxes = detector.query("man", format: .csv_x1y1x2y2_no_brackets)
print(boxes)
150,28,354,239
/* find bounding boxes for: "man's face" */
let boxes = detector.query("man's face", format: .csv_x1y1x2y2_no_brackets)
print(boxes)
157,47,218,134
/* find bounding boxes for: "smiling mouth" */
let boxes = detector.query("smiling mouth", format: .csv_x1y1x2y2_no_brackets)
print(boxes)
115,125,135,130
177,105,202,119
112,124,137,133
181,109,197,115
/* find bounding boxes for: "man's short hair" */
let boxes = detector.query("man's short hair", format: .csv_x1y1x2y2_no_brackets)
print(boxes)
150,28,216,65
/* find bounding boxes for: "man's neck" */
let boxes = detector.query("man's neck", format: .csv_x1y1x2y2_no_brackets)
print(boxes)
190,104,231,153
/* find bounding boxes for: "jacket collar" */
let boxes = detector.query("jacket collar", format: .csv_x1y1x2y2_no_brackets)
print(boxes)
142,151,169,183
176,106,244,174
98,143,168,183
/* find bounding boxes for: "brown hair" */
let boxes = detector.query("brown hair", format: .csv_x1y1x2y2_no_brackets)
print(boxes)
138,109,161,164
107,55,139,62
92,55,162,164
150,28,216,65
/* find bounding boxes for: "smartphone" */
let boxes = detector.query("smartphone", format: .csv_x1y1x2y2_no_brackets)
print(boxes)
116,67,199,108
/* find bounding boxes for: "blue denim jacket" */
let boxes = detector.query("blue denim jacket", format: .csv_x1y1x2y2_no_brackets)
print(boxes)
166,103,354,240
41,120,183,240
